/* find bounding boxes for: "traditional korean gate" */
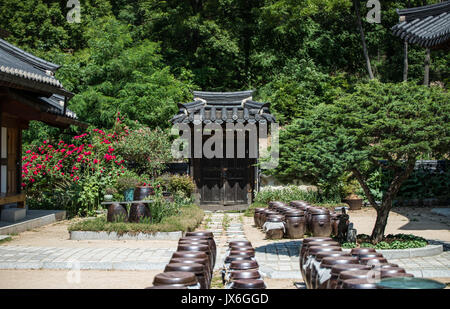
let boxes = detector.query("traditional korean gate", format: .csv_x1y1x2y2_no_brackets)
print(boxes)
198,158,249,206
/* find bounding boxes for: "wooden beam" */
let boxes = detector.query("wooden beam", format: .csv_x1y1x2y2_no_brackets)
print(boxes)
423,48,431,86
403,40,408,81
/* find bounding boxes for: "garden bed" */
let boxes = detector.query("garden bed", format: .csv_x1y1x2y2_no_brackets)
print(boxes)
341,233,428,250
68,204,204,235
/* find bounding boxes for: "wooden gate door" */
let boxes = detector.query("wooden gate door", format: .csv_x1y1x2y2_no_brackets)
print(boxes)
199,158,249,205
223,158,248,205
199,158,223,204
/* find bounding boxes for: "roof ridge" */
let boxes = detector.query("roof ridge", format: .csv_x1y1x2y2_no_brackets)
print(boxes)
0,38,60,73
397,1,450,19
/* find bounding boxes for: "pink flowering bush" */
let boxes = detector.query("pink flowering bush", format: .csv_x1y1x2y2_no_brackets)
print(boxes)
22,117,128,217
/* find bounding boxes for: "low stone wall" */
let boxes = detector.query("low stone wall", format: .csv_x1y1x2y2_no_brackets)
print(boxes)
343,244,443,259
69,230,183,241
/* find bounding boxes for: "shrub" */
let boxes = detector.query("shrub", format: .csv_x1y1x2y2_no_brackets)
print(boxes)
22,118,128,217
254,185,340,205
168,174,195,197
116,125,172,176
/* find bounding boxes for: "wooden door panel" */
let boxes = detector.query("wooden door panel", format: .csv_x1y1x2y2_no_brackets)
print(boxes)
7,127,17,193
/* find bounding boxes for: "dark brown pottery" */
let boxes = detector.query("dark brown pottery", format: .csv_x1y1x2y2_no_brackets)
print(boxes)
164,263,208,289
153,271,198,288
107,203,128,222
128,203,151,223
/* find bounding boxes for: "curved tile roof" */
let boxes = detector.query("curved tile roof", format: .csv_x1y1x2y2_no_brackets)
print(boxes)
392,1,450,48
0,38,73,97
171,91,276,125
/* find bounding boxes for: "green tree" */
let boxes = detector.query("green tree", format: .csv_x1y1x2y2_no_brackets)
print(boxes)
274,80,449,242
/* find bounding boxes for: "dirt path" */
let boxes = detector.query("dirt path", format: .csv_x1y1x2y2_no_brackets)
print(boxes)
349,207,450,242
0,269,159,289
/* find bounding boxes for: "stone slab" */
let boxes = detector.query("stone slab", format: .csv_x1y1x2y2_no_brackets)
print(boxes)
1,208,26,223
70,231,182,241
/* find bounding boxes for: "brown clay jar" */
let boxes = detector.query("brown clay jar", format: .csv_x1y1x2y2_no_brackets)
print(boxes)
153,271,199,288
170,257,212,279
229,250,255,257
341,278,379,289
172,251,211,275
176,244,213,269
229,270,261,281
254,208,266,228
178,240,214,267
184,232,216,264
311,256,358,289
228,240,252,248
300,240,339,276
264,215,285,240
300,237,334,267
180,236,216,260
231,279,266,289
229,260,259,271
329,264,371,289
284,210,306,239
164,262,209,289
303,246,342,288
360,256,388,266
313,251,352,289
225,255,253,264
309,208,332,237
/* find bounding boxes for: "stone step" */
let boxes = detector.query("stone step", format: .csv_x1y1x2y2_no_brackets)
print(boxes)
1,208,26,223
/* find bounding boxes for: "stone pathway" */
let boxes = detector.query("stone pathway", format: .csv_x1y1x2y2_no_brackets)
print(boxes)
0,246,176,270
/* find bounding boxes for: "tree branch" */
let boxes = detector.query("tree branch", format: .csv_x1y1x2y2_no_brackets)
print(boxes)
351,167,379,210
382,160,416,204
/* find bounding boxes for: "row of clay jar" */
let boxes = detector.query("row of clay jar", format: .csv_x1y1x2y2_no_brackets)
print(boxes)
300,237,415,289
254,201,346,239
147,231,217,289
221,240,267,289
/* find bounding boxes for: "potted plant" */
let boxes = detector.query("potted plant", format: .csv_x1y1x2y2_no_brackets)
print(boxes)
117,171,140,202
104,187,117,202
134,179,155,201
341,175,363,210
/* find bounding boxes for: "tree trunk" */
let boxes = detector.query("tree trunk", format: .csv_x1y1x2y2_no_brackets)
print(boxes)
354,0,374,79
423,48,430,86
370,161,417,243
371,203,392,243
403,40,408,81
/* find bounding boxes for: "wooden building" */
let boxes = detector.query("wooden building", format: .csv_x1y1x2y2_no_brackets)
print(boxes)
171,91,276,210
0,38,85,215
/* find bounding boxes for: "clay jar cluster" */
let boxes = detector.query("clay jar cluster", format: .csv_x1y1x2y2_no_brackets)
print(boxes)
254,200,341,239
222,240,266,289
148,231,216,289
300,237,415,289
107,187,154,223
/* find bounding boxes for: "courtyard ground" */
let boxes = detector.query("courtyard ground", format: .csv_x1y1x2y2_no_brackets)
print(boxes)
0,206,449,289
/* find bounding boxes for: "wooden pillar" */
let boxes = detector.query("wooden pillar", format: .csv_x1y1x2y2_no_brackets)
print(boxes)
403,40,408,81
423,48,430,86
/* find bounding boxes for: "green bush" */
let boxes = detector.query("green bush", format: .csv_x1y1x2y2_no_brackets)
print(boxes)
342,234,428,250
168,174,195,197
254,185,340,205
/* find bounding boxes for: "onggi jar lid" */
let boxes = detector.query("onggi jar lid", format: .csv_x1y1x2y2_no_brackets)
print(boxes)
176,244,209,252
232,279,266,289
153,271,198,286
321,256,359,267
229,260,259,270
316,251,350,262
330,264,371,276
164,262,205,274
230,270,261,280
185,231,214,238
